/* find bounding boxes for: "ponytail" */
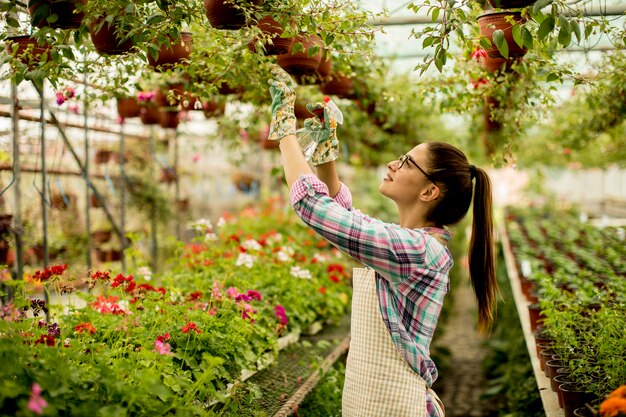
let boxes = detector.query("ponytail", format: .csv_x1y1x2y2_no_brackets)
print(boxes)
468,167,497,334
425,141,498,333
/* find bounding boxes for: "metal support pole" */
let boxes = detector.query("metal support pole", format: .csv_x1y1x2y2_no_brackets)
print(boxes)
174,131,181,241
149,127,158,273
47,111,126,247
36,83,50,318
119,124,127,273
83,69,92,269
11,82,24,282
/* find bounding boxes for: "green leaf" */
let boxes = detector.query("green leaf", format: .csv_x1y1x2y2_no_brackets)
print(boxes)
533,0,553,15
492,29,509,59
584,22,593,38
546,72,559,82
6,15,19,27
432,8,440,22
512,24,524,48
291,42,304,54
537,15,555,41
146,14,166,26
479,37,492,50
324,33,335,46
521,26,534,49
124,3,135,13
558,26,571,47
571,19,581,43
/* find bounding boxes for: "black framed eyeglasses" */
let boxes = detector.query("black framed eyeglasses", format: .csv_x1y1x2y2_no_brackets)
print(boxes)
397,154,433,181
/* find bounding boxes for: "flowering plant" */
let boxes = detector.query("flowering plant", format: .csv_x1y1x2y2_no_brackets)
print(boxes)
600,386,626,417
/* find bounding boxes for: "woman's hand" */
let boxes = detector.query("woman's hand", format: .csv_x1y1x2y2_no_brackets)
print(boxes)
304,102,340,166
268,65,297,141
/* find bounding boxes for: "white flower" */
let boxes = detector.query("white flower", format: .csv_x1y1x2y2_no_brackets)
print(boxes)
276,250,292,262
118,300,130,312
242,239,262,251
155,305,161,312
217,217,226,228
205,233,217,242
290,266,312,279
267,233,283,244
312,253,328,263
137,266,152,281
236,253,256,268
281,246,295,256
169,290,183,303
191,218,213,232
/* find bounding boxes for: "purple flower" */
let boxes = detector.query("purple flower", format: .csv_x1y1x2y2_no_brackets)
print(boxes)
55,92,65,105
47,323,60,337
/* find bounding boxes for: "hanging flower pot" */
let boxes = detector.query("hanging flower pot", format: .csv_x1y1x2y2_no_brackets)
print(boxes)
294,100,311,120
316,52,332,82
247,16,293,55
89,194,102,208
477,12,527,59
139,105,160,125
51,193,76,210
155,83,185,107
215,80,245,96
28,0,85,29
159,167,177,183
94,149,113,164
177,199,190,212
320,73,355,99
204,0,259,30
5,35,52,68
202,100,226,118
147,32,193,72
89,18,134,55
116,96,141,118
159,107,180,129
91,230,112,244
277,33,323,76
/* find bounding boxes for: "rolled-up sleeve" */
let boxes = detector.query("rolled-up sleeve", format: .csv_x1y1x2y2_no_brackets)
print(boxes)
289,174,430,284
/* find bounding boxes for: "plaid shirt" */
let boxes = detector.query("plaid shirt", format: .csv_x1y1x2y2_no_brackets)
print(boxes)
291,174,453,389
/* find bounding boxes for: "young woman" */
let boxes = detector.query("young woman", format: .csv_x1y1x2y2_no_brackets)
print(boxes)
267,65,497,417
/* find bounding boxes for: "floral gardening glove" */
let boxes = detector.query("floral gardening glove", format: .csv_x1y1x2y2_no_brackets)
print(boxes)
268,65,297,141
305,102,339,166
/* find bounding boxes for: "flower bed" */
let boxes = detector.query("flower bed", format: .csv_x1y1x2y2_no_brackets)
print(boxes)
505,206,626,415
0,199,354,416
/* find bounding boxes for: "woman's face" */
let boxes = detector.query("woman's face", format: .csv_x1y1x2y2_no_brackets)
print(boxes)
379,143,434,204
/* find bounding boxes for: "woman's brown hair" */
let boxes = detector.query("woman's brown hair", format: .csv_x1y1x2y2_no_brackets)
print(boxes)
425,141,497,333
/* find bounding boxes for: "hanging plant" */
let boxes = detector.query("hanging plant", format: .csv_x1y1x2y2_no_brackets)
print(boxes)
147,32,193,72
28,0,86,29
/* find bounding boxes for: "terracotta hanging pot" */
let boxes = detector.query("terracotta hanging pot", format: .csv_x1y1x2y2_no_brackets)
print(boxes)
91,230,112,244
5,35,52,68
28,0,85,29
247,16,293,55
478,12,527,59
159,167,177,183
139,105,160,125
155,83,185,107
277,33,323,76
89,18,134,55
294,100,311,120
117,96,141,118
147,32,193,72
483,95,502,132
320,73,355,99
202,100,226,118
316,52,332,82
94,149,113,164
89,194,102,208
159,108,180,129
204,0,259,30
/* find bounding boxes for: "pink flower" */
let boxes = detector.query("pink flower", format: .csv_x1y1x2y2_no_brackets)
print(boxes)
55,92,65,105
192,153,201,163
27,383,48,415
153,339,173,355
242,303,256,322
65,87,76,98
226,287,239,299
470,47,487,62
208,306,218,316
246,290,262,301
117,116,125,125
274,304,288,326
68,103,79,114
239,128,249,141
137,91,156,102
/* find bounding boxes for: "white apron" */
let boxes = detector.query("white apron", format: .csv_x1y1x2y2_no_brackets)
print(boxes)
342,267,445,417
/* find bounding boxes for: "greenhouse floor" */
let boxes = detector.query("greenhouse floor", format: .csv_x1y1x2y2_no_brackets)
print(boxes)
435,280,499,417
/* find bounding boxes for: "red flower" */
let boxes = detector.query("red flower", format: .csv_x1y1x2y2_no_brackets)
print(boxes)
188,291,203,301
182,322,201,334
330,274,341,283
470,47,487,61
327,264,347,276
32,264,68,282
74,322,96,334
318,287,327,294
470,78,489,89
89,270,110,281
34,334,55,346
91,295,126,315
111,274,136,293
156,332,171,343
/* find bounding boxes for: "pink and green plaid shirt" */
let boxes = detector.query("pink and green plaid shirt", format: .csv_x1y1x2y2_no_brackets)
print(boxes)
290,174,453,389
